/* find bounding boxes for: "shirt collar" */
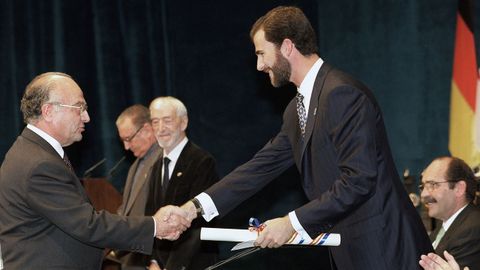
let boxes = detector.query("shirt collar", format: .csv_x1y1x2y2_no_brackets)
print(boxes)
163,137,188,164
27,124,64,158
297,58,324,114
443,203,468,231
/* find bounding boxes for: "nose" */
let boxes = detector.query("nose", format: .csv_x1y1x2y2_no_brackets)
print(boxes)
256,56,265,71
82,110,90,123
420,186,429,198
123,141,130,151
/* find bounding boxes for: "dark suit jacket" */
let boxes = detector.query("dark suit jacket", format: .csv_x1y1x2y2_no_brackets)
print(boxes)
145,141,218,270
0,128,154,270
116,144,162,269
430,203,480,269
205,63,433,269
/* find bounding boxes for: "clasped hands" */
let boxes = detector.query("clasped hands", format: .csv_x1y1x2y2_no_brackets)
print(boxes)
153,205,193,240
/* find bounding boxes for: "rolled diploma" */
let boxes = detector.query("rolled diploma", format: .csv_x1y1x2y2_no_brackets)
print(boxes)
201,227,341,246
201,228,257,242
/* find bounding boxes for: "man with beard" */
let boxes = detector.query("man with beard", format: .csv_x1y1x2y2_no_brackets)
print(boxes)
181,6,432,270
420,157,480,269
146,96,219,270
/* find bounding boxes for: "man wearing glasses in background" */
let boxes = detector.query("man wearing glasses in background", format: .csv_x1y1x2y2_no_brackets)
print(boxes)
113,104,161,269
419,156,480,269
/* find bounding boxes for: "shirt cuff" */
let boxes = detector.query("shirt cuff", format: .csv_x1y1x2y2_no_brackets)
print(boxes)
152,217,156,237
195,192,219,222
288,211,312,241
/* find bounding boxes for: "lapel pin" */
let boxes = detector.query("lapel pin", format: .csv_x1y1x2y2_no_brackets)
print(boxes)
177,172,183,177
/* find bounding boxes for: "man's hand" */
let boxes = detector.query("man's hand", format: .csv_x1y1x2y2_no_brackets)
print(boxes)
148,261,162,270
419,251,469,270
180,200,198,221
254,216,295,248
153,205,191,240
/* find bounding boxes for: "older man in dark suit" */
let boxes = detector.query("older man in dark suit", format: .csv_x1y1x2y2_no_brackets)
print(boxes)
181,6,433,270
146,96,218,270
113,104,162,269
0,72,190,269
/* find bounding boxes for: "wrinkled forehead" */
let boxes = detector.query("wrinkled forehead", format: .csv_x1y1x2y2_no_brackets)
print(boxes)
150,104,177,118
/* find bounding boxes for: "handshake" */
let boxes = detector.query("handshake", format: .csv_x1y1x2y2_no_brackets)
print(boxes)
152,201,199,241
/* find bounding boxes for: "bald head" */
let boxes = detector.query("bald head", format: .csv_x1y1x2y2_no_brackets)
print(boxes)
21,72,90,146
20,72,72,124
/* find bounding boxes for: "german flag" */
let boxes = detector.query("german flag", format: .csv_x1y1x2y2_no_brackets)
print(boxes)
448,0,479,166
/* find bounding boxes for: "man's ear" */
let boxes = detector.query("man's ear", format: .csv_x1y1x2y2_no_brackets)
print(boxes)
280,38,294,58
455,180,467,198
41,103,55,122
180,115,188,131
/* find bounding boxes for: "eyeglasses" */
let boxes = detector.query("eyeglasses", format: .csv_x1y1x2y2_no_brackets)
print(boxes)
121,125,144,142
419,180,456,192
50,102,88,113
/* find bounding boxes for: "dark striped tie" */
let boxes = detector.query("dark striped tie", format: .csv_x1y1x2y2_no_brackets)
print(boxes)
63,154,75,173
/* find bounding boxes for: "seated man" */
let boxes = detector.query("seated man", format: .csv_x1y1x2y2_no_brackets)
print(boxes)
420,156,480,269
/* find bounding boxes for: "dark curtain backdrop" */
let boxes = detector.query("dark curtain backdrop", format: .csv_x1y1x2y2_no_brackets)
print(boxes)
1,0,478,269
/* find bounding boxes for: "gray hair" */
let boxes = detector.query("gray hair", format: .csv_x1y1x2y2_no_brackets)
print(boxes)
116,104,151,129
149,96,188,117
20,72,71,124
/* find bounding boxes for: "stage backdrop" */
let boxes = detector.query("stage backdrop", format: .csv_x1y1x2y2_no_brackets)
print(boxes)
1,0,479,269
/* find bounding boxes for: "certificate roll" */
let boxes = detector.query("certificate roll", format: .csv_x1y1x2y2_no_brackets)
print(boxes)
201,228,257,242
201,227,341,247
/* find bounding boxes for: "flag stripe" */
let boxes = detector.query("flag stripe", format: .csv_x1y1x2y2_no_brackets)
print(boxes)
449,81,476,165
452,12,477,111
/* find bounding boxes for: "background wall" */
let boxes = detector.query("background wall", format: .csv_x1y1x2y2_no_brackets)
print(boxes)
0,0,478,269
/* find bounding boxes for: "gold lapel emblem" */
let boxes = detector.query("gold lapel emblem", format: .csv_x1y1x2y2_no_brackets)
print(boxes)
176,172,183,177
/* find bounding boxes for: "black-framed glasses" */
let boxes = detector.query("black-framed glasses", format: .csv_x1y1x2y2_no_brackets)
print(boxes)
50,102,88,113
419,180,456,192
121,125,144,142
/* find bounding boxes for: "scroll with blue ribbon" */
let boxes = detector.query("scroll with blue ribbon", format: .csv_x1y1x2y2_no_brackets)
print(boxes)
200,217,341,251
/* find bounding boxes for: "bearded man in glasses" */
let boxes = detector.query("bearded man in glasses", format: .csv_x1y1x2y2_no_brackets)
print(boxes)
420,156,480,269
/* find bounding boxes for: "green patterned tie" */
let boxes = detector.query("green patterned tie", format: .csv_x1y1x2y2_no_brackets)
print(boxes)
432,226,445,249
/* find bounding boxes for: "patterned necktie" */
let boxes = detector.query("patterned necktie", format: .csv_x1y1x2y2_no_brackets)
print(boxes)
296,92,307,136
162,157,171,196
432,226,445,249
63,153,75,173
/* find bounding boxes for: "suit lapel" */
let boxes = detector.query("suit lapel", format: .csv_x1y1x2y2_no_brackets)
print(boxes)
436,204,473,251
22,128,62,163
124,146,162,214
121,159,139,214
21,127,90,202
299,63,332,162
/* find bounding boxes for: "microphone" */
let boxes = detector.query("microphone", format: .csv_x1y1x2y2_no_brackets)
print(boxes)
83,158,107,178
107,156,126,179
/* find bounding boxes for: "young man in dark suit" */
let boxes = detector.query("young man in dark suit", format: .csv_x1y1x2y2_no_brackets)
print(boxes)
182,6,433,270
0,72,190,269
146,96,218,270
